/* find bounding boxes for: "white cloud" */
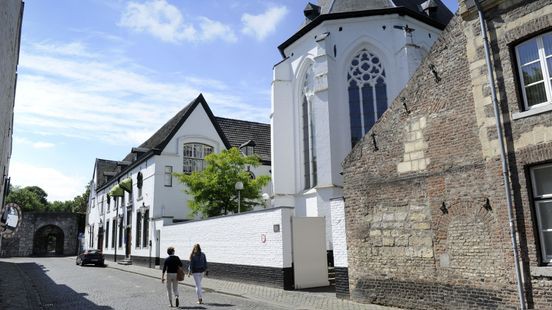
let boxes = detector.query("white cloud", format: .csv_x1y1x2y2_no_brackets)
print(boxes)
32,142,55,149
241,6,288,41
9,161,86,202
118,0,236,43
14,137,55,149
15,41,270,147
198,17,237,43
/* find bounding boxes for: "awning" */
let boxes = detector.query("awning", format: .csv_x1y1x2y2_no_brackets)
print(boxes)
109,184,124,197
119,177,132,193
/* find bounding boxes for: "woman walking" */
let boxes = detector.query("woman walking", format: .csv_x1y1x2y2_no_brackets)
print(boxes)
188,244,208,304
162,246,182,307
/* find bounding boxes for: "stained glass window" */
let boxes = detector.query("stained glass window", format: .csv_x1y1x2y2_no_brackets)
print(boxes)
302,64,317,189
347,49,388,147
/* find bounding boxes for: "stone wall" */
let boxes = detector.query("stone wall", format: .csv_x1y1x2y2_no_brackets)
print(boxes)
342,0,552,308
0,212,82,257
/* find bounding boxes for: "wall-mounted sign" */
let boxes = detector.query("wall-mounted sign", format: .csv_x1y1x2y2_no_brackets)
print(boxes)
0,203,22,238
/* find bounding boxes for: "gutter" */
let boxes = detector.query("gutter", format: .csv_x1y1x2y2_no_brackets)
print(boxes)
473,1,526,308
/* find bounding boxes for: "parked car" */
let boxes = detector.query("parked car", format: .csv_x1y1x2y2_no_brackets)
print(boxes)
76,249,105,266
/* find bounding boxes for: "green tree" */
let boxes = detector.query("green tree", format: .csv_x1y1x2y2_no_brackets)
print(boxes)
5,186,49,212
71,185,90,213
175,147,270,218
49,200,74,212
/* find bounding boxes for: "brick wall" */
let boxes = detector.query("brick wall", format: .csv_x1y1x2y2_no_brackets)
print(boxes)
342,0,552,308
157,207,295,288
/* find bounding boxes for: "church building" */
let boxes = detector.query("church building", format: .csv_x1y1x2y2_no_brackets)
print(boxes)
271,0,452,269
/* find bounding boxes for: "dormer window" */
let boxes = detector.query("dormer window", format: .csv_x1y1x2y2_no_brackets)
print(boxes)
240,140,256,156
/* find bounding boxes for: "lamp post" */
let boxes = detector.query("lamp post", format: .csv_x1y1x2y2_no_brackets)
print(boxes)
235,181,243,213
115,213,123,262
262,193,270,208
98,219,104,251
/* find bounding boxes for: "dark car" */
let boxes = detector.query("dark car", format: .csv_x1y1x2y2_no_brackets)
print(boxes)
76,249,105,266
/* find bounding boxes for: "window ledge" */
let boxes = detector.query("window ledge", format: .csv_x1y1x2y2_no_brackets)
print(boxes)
512,104,552,120
531,266,552,278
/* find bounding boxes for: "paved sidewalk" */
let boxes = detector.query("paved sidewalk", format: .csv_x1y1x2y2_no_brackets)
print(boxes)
104,259,399,310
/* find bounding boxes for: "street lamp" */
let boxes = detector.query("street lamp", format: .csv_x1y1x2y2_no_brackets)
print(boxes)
115,213,123,262
235,181,243,213
262,193,270,208
139,203,147,218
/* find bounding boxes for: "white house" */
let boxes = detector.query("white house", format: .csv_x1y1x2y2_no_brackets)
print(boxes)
271,0,452,274
85,94,271,265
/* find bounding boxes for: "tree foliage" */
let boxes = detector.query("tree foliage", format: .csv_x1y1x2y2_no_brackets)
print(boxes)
175,147,270,218
5,185,48,212
5,185,90,213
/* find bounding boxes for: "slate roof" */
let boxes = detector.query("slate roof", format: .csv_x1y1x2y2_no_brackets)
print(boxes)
95,94,271,191
280,0,453,56
318,0,452,25
215,117,271,163
95,159,119,188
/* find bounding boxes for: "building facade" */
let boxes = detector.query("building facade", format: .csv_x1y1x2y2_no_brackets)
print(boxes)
85,94,271,266
271,0,452,288
0,0,24,210
342,0,552,308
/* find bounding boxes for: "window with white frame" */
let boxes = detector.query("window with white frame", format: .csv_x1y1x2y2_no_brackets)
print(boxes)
530,164,552,264
515,32,552,110
302,63,317,189
347,48,388,147
111,219,116,249
164,166,173,187
143,210,149,248
105,221,109,249
183,143,213,173
137,172,143,199
136,213,142,248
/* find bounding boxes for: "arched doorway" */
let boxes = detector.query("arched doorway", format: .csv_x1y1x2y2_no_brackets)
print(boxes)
33,225,65,256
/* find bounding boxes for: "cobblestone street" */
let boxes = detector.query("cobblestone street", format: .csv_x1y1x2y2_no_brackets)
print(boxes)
0,257,399,310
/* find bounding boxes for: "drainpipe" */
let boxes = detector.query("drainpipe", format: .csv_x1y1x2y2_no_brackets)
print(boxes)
473,1,526,308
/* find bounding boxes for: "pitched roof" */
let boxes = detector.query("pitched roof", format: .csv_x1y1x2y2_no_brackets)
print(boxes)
279,0,453,56
215,117,271,163
95,159,119,188
95,94,271,191
319,0,452,25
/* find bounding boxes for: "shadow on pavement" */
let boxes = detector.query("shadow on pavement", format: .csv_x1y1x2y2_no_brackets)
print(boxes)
297,285,336,293
19,262,113,309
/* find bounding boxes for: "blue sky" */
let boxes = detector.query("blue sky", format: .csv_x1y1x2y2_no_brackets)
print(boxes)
11,0,459,201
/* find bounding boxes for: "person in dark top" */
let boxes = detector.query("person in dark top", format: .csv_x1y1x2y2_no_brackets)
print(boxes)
188,243,208,304
162,246,182,307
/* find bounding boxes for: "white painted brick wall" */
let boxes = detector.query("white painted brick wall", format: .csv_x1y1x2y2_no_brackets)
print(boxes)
330,198,348,267
160,207,294,268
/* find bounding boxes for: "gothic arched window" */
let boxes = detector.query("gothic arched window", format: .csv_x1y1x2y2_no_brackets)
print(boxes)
347,49,388,147
302,64,317,189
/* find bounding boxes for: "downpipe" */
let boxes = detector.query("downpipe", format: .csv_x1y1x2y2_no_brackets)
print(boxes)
473,1,526,308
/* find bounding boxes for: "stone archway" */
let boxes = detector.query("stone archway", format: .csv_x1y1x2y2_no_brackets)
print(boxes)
33,225,65,256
